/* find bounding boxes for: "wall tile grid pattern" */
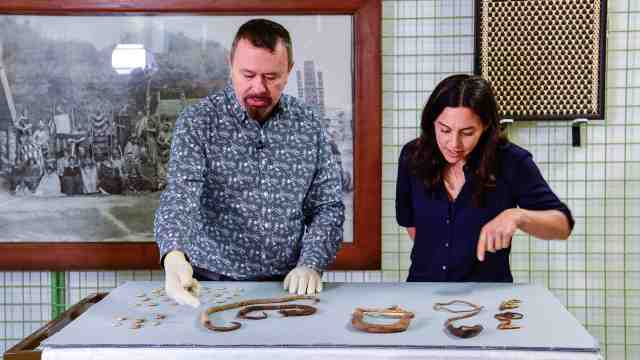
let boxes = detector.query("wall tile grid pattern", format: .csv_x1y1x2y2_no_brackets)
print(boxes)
1,1,639,358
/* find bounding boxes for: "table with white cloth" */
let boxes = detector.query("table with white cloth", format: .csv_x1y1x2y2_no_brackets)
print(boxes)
39,281,601,360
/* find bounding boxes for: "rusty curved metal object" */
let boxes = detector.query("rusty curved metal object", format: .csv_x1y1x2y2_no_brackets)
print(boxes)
433,300,484,338
497,321,521,330
237,304,317,319
444,312,484,338
494,311,523,321
495,311,524,330
499,298,522,311
351,305,415,333
200,295,319,332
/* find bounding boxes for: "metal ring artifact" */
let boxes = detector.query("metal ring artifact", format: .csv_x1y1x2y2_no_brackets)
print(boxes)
200,295,319,332
433,300,484,338
495,311,524,330
494,311,523,321
351,305,415,333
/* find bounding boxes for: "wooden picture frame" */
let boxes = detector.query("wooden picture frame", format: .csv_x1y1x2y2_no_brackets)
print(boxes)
0,0,381,271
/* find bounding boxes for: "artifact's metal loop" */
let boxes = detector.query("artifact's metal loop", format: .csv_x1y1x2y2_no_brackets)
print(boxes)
351,305,415,333
433,299,484,313
200,295,319,332
497,321,522,330
433,300,484,339
499,298,522,311
494,311,524,321
445,320,484,338
237,304,317,319
495,310,524,330
202,319,241,332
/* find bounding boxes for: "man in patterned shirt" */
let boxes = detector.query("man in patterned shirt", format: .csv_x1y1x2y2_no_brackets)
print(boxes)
155,19,345,307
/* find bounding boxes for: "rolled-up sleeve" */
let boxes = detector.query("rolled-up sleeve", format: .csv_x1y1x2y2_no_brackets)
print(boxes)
396,142,415,227
297,127,345,272
513,152,575,230
154,108,207,261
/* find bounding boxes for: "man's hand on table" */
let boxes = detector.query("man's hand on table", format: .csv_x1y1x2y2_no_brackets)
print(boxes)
283,266,322,295
164,250,201,308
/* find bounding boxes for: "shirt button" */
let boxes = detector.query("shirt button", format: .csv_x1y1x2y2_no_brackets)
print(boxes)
442,265,447,270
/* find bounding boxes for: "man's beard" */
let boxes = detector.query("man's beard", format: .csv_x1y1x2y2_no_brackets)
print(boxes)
244,95,273,121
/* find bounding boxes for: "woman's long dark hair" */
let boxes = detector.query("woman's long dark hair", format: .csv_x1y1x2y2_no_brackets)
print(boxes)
409,74,507,206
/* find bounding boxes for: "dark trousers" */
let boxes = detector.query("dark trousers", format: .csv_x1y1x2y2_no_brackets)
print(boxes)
193,266,286,282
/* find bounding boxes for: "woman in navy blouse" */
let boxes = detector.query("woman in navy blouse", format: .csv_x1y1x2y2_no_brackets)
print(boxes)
396,74,574,282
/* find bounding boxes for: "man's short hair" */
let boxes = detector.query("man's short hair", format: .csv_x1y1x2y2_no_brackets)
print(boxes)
230,18,293,67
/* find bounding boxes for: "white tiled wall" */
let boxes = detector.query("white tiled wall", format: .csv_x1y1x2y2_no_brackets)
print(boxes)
373,1,640,359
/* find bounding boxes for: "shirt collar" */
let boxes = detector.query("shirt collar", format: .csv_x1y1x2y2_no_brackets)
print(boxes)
223,83,247,123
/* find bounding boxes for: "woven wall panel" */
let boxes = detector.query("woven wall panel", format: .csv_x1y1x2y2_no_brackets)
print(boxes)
475,0,606,120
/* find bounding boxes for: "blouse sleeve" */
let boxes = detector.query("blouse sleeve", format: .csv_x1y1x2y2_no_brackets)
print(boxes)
512,151,575,230
396,142,416,227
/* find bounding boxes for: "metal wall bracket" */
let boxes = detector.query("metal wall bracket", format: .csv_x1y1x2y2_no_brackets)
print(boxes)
571,118,589,147
499,118,514,132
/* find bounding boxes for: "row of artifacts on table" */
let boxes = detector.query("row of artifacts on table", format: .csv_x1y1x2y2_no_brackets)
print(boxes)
112,285,524,338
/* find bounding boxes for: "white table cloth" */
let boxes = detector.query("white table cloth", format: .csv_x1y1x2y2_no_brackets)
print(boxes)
41,281,601,360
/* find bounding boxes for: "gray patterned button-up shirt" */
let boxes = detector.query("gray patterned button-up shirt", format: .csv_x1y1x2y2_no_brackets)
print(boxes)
154,85,345,279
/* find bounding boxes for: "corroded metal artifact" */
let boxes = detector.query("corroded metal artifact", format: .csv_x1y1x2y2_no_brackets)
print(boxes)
200,295,319,332
237,304,317,319
351,305,415,333
499,298,521,311
433,300,484,338
495,311,524,330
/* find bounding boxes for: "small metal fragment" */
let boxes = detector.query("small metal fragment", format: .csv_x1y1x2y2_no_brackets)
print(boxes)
497,322,522,330
499,299,522,311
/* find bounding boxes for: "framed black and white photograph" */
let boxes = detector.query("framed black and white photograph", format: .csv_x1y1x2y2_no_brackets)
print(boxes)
0,0,381,271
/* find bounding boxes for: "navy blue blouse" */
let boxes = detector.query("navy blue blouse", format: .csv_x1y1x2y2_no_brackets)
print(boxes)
396,140,574,282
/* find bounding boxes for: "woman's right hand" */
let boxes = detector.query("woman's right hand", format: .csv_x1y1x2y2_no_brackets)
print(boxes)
476,208,522,261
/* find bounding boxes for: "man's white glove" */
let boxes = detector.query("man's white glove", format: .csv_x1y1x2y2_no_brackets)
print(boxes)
283,266,322,295
163,250,201,308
